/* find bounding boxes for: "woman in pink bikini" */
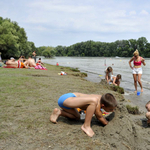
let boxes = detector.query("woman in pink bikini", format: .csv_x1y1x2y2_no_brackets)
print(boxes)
129,49,146,93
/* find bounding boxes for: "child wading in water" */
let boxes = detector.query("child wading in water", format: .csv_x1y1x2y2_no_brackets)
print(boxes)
50,92,117,137
105,66,113,83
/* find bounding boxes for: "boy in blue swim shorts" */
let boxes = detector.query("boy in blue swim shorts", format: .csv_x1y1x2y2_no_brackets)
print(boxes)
50,92,117,137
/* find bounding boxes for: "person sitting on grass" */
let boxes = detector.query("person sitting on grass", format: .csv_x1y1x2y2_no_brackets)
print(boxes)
50,92,117,137
19,56,26,63
24,56,36,68
145,101,150,125
110,74,122,86
36,58,44,66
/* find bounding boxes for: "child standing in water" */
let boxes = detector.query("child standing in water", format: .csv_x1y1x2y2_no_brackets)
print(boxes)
105,66,113,83
50,92,117,137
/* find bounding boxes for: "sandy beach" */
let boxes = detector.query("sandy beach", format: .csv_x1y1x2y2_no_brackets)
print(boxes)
0,64,150,150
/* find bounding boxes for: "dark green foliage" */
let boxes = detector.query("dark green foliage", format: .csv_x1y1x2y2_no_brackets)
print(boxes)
69,68,80,72
110,85,124,94
100,79,124,94
0,17,36,59
126,105,140,114
71,72,87,77
54,37,150,58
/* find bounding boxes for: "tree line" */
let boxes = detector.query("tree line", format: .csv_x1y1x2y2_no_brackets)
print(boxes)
1,16,150,59
53,37,150,57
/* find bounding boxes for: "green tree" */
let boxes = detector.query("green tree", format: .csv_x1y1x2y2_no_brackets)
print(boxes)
42,46,55,58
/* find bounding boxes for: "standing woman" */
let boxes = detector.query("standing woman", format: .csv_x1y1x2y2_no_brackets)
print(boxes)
129,49,146,93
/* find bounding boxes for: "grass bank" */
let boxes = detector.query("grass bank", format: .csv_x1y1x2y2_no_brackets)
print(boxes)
0,64,124,149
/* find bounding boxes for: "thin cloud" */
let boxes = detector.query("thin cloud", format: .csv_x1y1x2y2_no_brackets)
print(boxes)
0,0,150,47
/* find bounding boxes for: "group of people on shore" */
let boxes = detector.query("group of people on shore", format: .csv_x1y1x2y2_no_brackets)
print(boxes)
4,56,36,68
4,51,45,69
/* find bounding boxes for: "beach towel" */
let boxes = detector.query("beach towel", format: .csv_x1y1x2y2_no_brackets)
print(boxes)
3,66,16,68
35,65,47,70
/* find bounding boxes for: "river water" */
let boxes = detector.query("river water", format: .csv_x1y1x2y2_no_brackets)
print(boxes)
40,56,150,110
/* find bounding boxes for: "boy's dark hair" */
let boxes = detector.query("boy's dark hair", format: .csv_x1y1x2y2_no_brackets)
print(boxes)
39,58,41,60
101,93,117,107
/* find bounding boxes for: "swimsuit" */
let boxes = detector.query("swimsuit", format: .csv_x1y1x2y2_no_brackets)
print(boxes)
18,61,25,68
58,93,76,109
133,57,142,66
110,75,115,81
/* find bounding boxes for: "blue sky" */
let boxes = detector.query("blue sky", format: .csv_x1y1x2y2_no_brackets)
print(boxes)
0,0,150,47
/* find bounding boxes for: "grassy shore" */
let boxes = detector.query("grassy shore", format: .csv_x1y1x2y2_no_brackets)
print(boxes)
1,64,149,150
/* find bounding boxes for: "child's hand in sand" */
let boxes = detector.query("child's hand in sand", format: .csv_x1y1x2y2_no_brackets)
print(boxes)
147,119,150,126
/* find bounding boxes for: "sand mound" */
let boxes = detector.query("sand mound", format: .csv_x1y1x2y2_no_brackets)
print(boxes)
93,103,150,150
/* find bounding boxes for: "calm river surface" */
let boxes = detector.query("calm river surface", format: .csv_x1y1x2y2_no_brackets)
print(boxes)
40,56,150,109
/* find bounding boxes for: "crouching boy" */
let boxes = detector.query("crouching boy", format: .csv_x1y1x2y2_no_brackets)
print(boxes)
50,92,117,137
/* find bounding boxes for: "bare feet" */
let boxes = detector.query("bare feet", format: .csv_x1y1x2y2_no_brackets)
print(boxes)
50,108,61,123
134,91,137,93
141,89,143,92
81,125,94,137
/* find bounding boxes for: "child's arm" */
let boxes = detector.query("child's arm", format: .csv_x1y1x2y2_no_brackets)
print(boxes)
105,73,110,83
95,108,108,125
112,76,117,86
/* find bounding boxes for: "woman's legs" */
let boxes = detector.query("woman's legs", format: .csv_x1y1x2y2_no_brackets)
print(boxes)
133,73,143,92
133,74,138,92
137,74,143,92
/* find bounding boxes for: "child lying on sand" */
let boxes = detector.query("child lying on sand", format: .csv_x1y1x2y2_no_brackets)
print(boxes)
50,92,117,137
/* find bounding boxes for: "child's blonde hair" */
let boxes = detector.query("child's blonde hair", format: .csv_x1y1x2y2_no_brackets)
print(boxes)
133,49,139,56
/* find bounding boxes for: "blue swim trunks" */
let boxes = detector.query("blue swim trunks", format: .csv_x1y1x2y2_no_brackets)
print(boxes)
58,93,76,109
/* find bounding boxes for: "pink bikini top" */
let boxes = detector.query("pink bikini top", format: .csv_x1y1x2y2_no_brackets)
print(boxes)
134,57,141,66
